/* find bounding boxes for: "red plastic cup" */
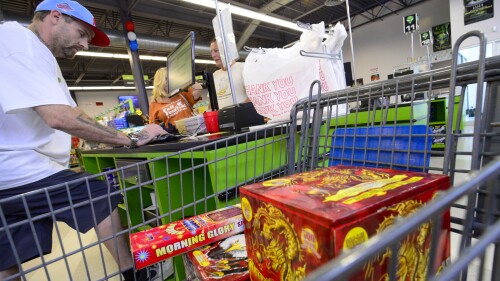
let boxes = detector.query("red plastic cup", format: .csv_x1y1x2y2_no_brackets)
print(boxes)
203,111,220,133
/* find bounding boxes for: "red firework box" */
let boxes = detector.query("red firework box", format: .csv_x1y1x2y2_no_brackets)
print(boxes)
186,233,250,281
130,205,244,269
239,166,451,280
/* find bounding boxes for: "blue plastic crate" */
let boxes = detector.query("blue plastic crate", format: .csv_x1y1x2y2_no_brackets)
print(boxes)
329,125,432,171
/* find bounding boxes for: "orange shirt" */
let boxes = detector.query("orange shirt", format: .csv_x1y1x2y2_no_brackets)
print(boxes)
149,88,199,126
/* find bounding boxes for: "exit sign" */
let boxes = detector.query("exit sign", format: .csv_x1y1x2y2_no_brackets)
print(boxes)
404,14,419,34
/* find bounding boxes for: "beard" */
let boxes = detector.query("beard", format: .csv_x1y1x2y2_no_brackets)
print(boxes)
60,46,78,59
53,24,81,59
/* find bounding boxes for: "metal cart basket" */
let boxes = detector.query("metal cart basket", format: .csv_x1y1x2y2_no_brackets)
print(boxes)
1,31,499,281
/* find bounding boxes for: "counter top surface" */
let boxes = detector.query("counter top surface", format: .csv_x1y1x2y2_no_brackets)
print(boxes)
81,126,289,155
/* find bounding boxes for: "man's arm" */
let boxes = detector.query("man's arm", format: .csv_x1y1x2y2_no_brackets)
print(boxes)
34,104,166,146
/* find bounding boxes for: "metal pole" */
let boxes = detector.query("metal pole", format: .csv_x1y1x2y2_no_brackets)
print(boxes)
116,0,149,114
411,32,414,62
345,0,357,86
426,45,431,70
214,0,238,106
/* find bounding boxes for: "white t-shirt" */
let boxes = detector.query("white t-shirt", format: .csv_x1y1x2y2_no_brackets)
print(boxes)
0,22,76,190
213,62,248,109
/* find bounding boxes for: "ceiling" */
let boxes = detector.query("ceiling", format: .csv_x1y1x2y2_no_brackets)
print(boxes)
0,0,428,87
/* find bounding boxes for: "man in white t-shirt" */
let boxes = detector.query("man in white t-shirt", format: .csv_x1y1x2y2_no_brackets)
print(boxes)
209,38,251,109
0,1,166,280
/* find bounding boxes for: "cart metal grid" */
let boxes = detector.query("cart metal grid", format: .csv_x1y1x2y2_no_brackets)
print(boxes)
0,124,293,281
289,31,500,281
0,30,499,281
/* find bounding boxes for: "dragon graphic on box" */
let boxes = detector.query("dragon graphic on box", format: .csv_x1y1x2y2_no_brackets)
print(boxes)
252,203,306,281
363,199,446,281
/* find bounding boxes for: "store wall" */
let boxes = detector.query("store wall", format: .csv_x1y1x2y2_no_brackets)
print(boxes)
449,0,499,49
75,90,151,118
340,0,499,85
341,0,451,84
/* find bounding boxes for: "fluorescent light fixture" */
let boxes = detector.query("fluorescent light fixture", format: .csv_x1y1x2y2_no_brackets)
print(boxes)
195,59,215,64
68,86,154,91
194,59,216,64
76,51,215,64
179,0,303,32
77,51,113,58
139,55,167,61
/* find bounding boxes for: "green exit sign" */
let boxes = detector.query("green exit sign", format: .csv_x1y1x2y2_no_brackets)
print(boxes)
404,14,419,34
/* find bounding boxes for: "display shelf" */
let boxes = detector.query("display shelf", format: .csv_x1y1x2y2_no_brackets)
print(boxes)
337,100,429,127
121,177,154,229
328,96,462,150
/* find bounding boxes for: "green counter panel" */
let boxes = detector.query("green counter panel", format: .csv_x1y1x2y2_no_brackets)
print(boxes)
204,134,288,208
81,134,289,281
81,134,289,227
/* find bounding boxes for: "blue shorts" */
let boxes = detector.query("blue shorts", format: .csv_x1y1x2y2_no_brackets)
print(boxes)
0,170,123,271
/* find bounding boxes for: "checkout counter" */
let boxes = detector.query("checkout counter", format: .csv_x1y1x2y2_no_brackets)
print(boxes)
80,126,289,228
81,95,461,228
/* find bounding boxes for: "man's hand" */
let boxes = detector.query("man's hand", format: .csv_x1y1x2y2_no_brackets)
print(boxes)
134,124,168,146
35,104,167,147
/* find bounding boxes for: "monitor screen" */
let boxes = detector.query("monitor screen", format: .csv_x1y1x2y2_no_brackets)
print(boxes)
118,95,140,112
167,32,196,96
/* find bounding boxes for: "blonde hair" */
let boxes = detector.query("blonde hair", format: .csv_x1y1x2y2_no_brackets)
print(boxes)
152,67,168,101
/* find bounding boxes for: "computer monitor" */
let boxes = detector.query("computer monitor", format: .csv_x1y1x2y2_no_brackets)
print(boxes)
167,31,196,96
118,95,140,113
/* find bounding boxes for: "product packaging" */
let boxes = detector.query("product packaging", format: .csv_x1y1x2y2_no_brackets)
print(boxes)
131,205,244,269
186,233,249,281
240,166,451,280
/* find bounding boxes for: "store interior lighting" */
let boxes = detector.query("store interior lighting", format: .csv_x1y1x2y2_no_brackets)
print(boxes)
75,51,215,64
68,85,154,91
70,52,213,90
71,0,301,90
179,0,303,32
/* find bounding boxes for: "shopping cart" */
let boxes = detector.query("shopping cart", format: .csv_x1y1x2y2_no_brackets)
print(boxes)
0,126,293,281
288,30,500,281
1,30,499,281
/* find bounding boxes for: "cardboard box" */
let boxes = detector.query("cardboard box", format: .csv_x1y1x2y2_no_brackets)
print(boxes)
240,166,451,280
186,233,250,281
182,253,200,281
131,205,244,269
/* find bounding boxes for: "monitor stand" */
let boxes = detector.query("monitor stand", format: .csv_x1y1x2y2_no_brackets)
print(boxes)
202,71,219,111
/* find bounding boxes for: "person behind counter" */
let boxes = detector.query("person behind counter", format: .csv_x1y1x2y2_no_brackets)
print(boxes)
0,1,166,281
210,38,251,109
149,67,203,128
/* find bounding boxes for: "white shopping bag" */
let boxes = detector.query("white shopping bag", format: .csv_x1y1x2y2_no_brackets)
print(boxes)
244,43,320,122
244,22,346,122
323,22,348,90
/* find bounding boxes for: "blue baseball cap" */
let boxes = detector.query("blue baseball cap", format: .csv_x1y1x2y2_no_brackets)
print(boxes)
35,0,110,47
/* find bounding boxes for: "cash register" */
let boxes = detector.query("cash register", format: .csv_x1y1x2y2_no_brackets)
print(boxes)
217,102,264,131
203,71,264,132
